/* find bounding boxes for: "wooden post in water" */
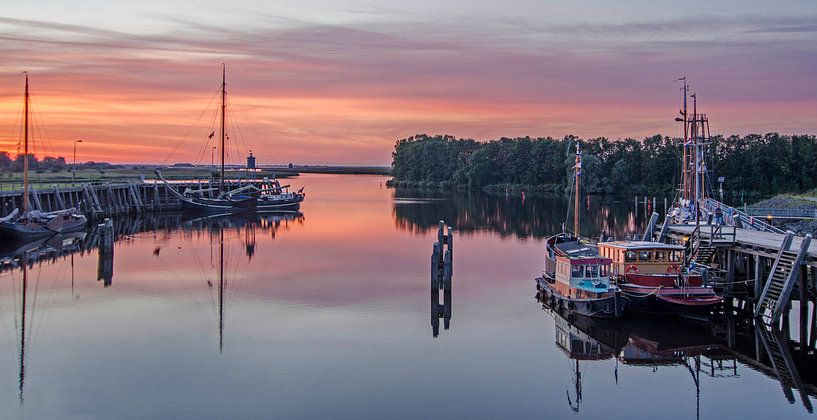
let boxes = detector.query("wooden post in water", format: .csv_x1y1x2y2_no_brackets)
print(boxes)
97,218,114,287
801,264,808,353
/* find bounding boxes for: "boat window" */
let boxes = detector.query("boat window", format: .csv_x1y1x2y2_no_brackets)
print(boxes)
600,265,608,277
639,251,652,261
625,251,637,262
587,265,599,277
655,251,667,262
670,251,682,262
571,265,584,278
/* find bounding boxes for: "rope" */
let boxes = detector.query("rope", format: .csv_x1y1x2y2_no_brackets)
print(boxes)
621,285,664,298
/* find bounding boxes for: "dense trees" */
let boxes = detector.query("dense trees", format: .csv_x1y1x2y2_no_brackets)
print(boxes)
390,133,817,201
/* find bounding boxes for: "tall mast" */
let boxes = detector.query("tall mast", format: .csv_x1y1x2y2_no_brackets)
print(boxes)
574,142,582,237
692,93,700,225
681,78,688,202
22,72,30,213
220,63,226,193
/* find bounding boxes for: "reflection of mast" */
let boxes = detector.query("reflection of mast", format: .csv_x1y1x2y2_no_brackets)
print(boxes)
685,356,701,420
18,264,28,403
218,227,225,354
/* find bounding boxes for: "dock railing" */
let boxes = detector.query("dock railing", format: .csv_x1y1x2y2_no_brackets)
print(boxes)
704,198,785,235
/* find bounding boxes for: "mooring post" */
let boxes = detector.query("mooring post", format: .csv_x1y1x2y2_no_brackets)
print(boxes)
447,226,454,275
431,242,440,289
801,265,808,353
98,218,114,287
754,256,763,300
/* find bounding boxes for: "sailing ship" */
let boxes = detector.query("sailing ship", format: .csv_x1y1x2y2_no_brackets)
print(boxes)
598,241,723,315
157,64,304,212
0,73,87,240
535,143,627,318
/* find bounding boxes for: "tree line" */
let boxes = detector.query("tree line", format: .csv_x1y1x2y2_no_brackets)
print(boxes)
390,133,817,202
0,152,114,175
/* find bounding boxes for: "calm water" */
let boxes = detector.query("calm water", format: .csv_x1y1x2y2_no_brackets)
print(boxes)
0,174,814,419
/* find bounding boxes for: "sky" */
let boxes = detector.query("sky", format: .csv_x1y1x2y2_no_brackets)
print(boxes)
0,0,816,165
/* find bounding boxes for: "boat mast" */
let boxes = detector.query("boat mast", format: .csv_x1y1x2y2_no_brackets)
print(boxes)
679,77,688,202
22,72,30,213
574,142,582,237
220,63,226,194
692,93,700,225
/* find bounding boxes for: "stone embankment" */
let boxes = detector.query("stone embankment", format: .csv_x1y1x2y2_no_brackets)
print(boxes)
749,194,817,235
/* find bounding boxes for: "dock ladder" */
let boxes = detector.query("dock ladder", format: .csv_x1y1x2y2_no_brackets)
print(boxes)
754,232,813,325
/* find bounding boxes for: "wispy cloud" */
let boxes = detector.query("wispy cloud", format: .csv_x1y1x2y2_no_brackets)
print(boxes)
0,11,815,164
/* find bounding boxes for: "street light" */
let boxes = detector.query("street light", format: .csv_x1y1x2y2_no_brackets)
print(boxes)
73,139,83,183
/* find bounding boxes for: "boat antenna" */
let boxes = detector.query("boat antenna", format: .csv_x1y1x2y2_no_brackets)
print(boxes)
220,63,226,194
22,72,30,213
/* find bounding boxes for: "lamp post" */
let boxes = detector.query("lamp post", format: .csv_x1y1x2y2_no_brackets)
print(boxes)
72,139,83,183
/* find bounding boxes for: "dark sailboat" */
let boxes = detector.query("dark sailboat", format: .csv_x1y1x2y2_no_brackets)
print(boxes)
0,73,87,240
157,64,304,212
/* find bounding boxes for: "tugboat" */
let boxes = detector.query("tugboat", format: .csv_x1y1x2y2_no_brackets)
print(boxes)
0,72,87,240
598,240,722,315
534,143,627,318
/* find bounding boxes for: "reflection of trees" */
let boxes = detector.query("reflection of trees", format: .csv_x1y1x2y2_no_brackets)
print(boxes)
392,188,651,240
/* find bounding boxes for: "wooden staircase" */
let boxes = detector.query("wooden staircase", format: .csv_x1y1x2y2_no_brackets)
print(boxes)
754,233,812,325
692,246,716,267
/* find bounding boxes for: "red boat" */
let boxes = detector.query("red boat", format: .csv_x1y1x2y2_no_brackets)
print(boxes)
598,241,722,315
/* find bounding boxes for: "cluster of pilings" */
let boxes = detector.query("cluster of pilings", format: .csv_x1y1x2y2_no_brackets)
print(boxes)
431,220,453,337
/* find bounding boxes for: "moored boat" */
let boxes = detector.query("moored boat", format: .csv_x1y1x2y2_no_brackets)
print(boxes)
598,240,722,315
156,64,305,213
0,73,87,240
534,143,626,318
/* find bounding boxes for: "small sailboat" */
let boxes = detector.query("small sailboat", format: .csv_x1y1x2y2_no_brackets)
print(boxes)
535,143,627,318
0,73,87,240
157,64,304,212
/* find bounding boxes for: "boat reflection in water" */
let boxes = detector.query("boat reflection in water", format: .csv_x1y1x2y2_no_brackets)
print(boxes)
538,291,739,417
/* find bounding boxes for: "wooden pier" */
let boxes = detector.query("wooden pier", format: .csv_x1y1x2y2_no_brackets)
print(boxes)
0,179,251,219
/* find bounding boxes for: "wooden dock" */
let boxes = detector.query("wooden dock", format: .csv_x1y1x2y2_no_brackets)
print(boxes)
0,179,251,219
663,224,817,267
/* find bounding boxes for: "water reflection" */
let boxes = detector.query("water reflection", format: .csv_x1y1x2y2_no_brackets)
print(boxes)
392,188,658,239
538,291,817,416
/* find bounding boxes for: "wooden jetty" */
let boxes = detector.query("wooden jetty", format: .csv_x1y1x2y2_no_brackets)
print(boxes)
651,212,817,339
0,179,254,219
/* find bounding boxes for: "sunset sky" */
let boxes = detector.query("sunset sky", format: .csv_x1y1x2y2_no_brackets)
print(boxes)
1,1,816,165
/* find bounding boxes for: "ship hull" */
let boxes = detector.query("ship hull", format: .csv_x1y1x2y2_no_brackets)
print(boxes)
536,277,627,319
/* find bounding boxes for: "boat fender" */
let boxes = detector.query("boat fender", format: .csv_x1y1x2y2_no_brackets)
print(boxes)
666,264,681,275
626,265,639,274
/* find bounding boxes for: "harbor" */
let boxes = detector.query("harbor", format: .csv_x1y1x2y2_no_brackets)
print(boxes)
1,175,816,418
